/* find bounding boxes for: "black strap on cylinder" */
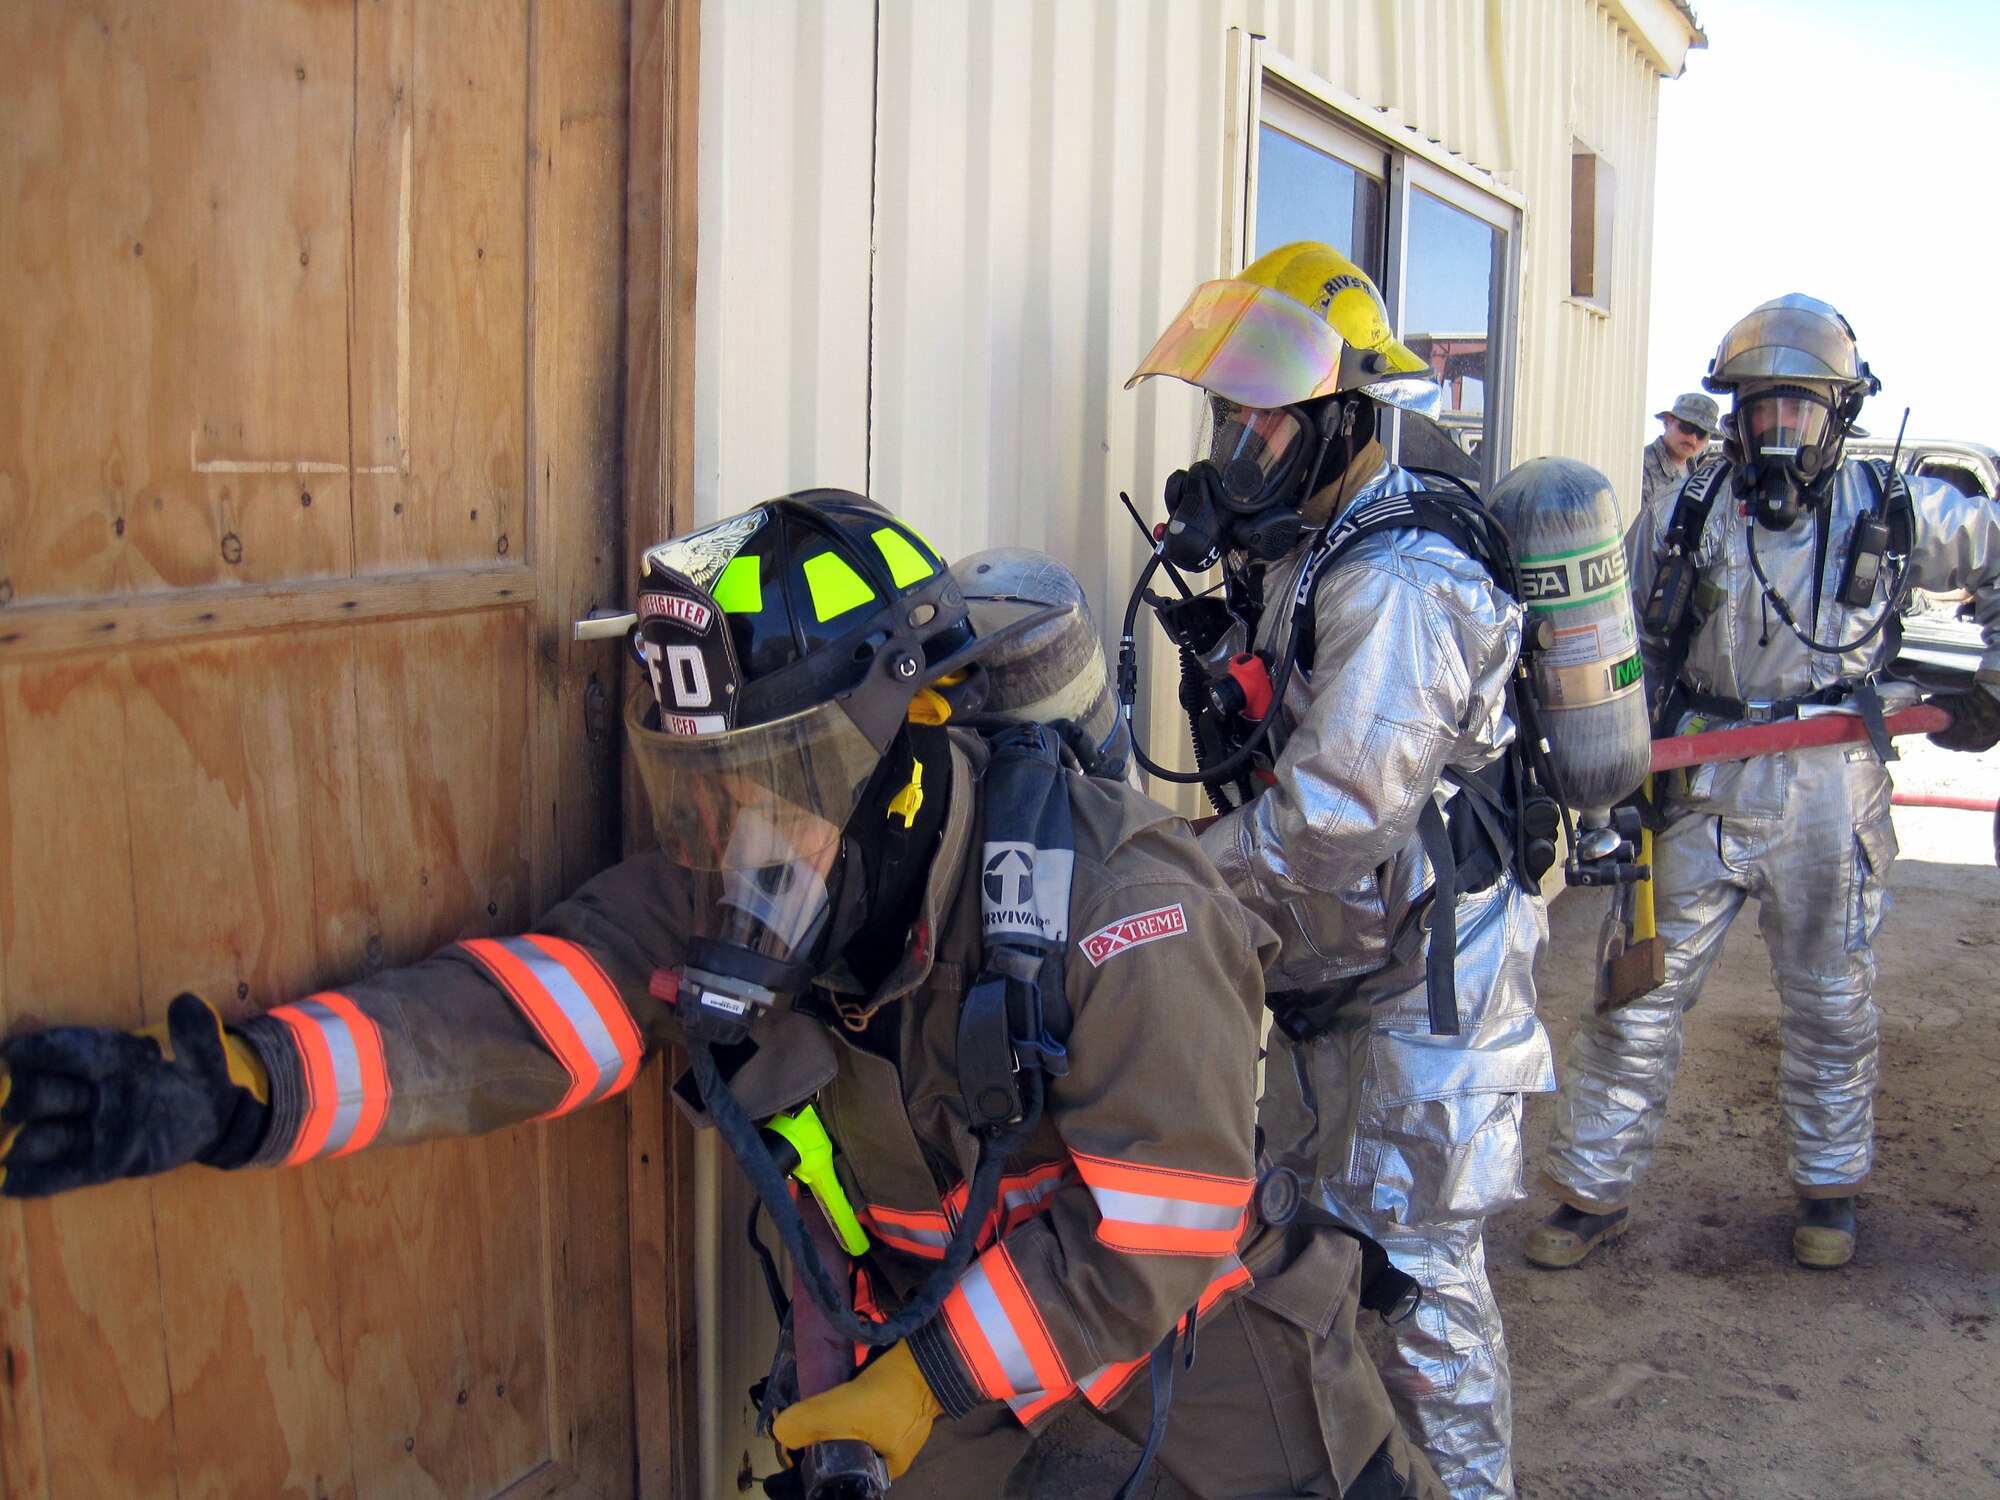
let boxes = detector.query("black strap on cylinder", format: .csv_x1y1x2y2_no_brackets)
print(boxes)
1416,800,1461,1036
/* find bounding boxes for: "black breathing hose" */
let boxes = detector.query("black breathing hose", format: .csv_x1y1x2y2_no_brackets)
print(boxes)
1745,510,1910,658
691,1039,1038,1347
1119,545,1320,787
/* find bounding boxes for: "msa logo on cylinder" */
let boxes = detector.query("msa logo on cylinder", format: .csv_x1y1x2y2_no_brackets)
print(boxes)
1523,546,1626,604
1520,566,1569,602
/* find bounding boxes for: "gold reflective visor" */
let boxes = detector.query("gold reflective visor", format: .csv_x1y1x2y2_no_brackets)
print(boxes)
1127,278,1429,408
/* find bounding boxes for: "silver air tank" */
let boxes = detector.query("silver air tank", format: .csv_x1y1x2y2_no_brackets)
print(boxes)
950,548,1131,777
1487,458,1650,819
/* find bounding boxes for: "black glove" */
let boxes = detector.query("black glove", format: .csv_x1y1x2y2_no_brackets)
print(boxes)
0,993,269,1198
1926,687,2000,753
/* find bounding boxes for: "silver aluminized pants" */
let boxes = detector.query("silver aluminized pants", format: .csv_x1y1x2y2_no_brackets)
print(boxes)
1261,878,1552,1500
1544,739,1895,1209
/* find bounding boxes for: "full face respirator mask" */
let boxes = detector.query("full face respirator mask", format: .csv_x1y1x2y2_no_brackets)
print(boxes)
1158,395,1365,570
1732,384,1852,530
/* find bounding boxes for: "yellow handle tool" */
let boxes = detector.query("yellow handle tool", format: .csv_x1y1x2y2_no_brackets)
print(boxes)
1632,821,1658,945
1600,776,1667,1011
765,1105,871,1256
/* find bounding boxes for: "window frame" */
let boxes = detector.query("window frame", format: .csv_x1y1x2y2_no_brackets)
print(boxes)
1239,43,1524,485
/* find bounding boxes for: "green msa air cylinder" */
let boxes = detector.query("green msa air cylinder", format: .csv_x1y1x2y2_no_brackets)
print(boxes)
1488,458,1651,820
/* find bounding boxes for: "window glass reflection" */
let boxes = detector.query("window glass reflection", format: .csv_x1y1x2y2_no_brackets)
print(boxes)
1255,126,1384,281
1403,188,1501,477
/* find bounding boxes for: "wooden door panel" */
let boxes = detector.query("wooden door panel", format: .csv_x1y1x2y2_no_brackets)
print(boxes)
0,3,666,1498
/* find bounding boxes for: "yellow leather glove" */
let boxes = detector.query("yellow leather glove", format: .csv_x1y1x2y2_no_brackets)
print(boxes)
140,1006,270,1104
770,1340,943,1480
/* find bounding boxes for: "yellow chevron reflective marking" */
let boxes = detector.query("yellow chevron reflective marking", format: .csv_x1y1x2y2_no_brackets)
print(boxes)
803,552,876,621
872,527,936,587
712,555,763,614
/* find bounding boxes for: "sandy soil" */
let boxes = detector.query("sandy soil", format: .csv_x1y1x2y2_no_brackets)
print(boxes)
1030,736,2000,1499
1501,734,2000,1499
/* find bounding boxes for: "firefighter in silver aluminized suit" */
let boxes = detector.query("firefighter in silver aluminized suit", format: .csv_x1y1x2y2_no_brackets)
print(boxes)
1529,295,2000,1273
1127,243,1552,1500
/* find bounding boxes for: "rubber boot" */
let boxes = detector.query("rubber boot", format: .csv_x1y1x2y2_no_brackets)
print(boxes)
1524,1203,1629,1269
1792,1196,1856,1268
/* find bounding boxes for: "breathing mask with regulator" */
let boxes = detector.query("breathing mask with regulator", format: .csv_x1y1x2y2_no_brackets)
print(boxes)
1729,382,1863,532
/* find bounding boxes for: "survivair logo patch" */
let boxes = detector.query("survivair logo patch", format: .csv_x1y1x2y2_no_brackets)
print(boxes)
1079,904,1187,967
637,592,715,634
981,841,1074,944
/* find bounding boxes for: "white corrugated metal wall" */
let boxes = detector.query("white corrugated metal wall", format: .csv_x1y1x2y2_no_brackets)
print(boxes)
688,3,1685,1489
696,0,1672,600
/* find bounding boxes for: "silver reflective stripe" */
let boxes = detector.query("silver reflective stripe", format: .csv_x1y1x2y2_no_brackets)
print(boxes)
958,1261,1044,1399
1001,1175,1067,1217
879,1219,952,1251
1086,1185,1244,1234
294,998,368,1153
497,936,624,1103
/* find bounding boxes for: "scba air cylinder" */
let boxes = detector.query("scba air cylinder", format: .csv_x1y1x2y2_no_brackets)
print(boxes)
950,548,1131,776
1488,457,1650,818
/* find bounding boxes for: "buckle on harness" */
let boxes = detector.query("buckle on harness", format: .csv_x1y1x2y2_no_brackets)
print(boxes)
959,962,1070,1132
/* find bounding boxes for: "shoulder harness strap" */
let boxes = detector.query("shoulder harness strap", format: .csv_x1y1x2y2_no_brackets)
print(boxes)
1643,455,1733,733
1286,489,1530,1038
960,722,1075,1132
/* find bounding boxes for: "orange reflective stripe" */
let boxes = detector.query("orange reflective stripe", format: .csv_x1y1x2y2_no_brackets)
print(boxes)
865,1162,1073,1262
1079,1254,1252,1410
938,1160,1074,1247
270,992,391,1164
860,1203,953,1259
941,1245,1074,1412
1072,1151,1253,1255
459,937,643,1117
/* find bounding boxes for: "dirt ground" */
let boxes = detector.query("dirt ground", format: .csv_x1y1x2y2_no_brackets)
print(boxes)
1030,735,2000,1498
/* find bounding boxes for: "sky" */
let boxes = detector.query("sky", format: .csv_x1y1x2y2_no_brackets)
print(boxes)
1646,0,2000,443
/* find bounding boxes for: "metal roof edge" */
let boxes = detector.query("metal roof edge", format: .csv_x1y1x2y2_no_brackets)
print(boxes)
1602,0,1708,79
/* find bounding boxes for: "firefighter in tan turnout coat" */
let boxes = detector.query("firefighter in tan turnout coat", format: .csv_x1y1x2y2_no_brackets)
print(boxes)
1,493,1441,1499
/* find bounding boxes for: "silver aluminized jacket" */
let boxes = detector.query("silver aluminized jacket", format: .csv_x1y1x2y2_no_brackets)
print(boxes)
1199,462,1553,1500
1545,458,2000,1210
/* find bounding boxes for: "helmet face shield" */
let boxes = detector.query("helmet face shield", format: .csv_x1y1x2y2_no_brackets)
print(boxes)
1127,244,1431,409
627,686,879,967
1128,279,1350,408
628,686,881,874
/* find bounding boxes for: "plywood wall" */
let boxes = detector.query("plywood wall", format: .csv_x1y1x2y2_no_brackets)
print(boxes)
0,3,698,1497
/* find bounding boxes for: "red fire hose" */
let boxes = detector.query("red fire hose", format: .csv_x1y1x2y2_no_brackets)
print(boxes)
1649,704,1952,772
1891,791,1999,812
1652,705,1996,813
